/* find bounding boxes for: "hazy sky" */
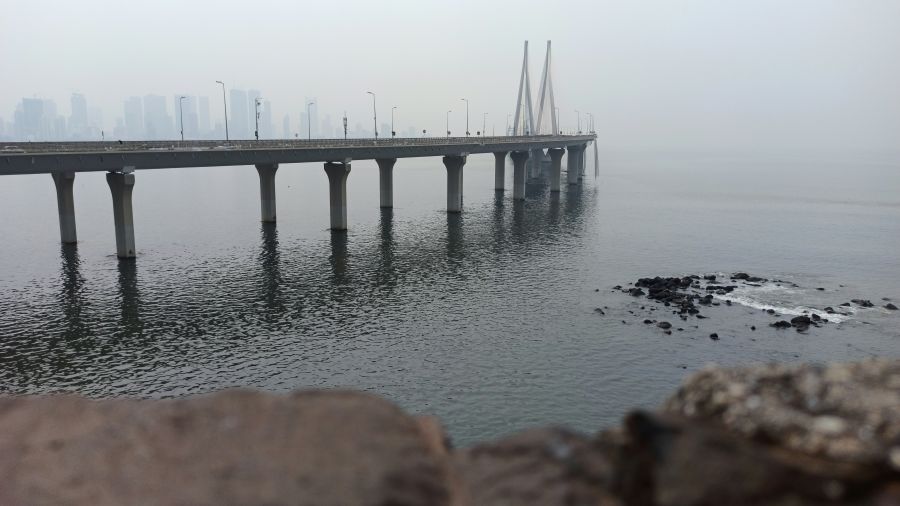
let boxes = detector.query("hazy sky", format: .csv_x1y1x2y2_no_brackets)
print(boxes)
2,0,898,151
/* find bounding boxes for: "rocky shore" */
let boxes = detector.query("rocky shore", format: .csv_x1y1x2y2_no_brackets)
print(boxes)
2,359,899,505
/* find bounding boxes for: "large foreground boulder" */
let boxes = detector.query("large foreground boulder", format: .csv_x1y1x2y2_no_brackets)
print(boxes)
0,390,455,506
1,359,899,505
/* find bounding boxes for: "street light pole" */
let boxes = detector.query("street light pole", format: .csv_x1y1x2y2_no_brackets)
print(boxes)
343,111,348,140
307,101,315,140
215,81,229,141
482,113,487,137
255,98,262,141
461,98,469,136
576,110,581,134
367,91,377,140
446,110,451,137
506,114,510,136
391,106,397,138
178,96,186,142
555,107,560,134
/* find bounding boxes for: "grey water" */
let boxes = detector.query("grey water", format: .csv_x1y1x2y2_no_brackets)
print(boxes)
1,151,899,445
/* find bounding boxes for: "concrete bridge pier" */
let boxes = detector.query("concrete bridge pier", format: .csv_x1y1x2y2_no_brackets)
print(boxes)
443,155,466,213
566,145,585,186
510,151,530,200
255,163,278,223
547,148,565,192
529,149,544,179
376,158,396,208
493,151,508,191
106,171,136,258
324,161,351,230
51,171,77,243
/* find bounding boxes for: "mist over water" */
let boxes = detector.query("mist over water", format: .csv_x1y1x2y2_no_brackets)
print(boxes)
1,152,898,444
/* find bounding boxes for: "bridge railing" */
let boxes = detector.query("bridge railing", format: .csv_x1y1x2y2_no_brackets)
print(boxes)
0,134,596,155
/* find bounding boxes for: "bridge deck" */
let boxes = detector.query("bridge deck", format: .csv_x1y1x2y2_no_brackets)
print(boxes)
0,135,595,175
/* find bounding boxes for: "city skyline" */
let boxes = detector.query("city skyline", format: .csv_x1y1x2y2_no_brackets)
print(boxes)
2,0,898,150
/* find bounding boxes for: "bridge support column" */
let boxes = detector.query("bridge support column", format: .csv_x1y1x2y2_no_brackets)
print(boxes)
376,158,396,208
324,161,351,230
493,151,507,190
566,145,585,186
443,155,466,213
510,151,529,200
547,148,564,192
51,171,77,243
529,149,544,179
255,163,278,222
106,171,136,258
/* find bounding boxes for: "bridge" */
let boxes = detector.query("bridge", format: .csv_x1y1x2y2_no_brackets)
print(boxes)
0,40,598,259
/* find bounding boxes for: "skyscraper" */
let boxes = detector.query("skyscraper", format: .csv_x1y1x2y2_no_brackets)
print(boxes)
282,114,291,139
69,93,88,139
143,94,171,140
229,89,248,139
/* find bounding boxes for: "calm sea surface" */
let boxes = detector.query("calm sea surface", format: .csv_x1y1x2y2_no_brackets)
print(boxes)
1,150,899,444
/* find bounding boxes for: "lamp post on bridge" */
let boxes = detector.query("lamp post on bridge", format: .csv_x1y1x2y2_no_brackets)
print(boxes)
482,113,487,138
215,81,229,141
576,109,581,134
178,96,186,142
446,110,451,137
254,98,262,141
307,102,315,140
343,111,348,140
586,112,594,133
391,106,397,138
506,114,510,136
367,91,377,140
555,107,560,134
461,98,469,136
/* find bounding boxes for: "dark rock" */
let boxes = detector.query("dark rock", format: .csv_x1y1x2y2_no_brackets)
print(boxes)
709,333,719,340
885,303,898,311
840,302,852,307
816,287,825,291
696,315,706,319
594,308,605,315
627,288,645,297
613,285,622,290
703,274,717,281
750,326,756,331
852,299,875,308
824,307,835,314
732,272,750,280
643,319,653,325
811,314,821,321
664,330,672,335
677,328,684,332
725,300,732,306
771,320,792,329
657,321,672,330
766,309,776,315
790,315,812,327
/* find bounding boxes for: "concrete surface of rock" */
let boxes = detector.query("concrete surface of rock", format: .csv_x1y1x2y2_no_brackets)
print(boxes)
0,390,454,506
663,359,900,467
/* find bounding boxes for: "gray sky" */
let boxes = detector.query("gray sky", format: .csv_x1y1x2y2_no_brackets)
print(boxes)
2,0,898,150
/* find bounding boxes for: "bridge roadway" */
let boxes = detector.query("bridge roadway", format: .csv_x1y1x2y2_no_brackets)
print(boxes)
0,134,596,259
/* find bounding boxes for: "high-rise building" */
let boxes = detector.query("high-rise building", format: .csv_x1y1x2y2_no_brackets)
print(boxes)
69,93,88,139
143,94,171,140
282,114,291,139
173,95,199,139
247,89,261,139
229,89,248,139
260,100,273,139
123,96,143,139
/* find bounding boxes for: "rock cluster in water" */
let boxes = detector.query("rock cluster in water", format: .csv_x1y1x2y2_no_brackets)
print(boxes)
2,359,899,505
609,272,895,337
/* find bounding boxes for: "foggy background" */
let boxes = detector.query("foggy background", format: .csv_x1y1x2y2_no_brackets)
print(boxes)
1,0,898,152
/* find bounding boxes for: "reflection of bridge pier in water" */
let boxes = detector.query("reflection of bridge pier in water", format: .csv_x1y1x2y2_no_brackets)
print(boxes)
58,244,89,340
258,223,285,315
115,258,143,338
